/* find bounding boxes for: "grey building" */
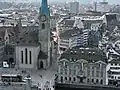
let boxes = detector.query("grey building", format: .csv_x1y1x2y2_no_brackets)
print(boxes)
88,30,101,47
107,58,120,85
56,47,107,85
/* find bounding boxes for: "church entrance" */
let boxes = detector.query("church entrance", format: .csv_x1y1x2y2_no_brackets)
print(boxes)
40,61,44,69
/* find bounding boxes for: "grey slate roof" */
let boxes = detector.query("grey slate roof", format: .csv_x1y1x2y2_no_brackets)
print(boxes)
64,19,75,27
60,47,107,63
82,20,102,29
15,29,39,46
109,58,120,63
59,28,83,39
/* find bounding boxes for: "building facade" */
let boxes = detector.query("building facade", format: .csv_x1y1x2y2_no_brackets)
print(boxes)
107,58,120,85
70,1,79,14
56,47,107,85
16,46,40,69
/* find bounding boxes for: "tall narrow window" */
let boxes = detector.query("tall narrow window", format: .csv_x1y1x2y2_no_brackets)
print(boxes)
21,51,23,64
25,48,28,64
42,23,45,29
29,51,32,64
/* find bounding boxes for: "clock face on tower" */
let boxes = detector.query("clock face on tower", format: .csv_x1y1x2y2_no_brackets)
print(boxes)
39,15,46,22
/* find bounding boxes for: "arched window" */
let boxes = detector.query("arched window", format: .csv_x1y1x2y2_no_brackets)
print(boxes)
65,77,67,81
101,79,103,84
61,77,63,83
92,79,94,83
96,79,99,83
29,51,32,64
21,51,23,64
42,23,45,29
87,79,89,82
40,61,44,68
73,77,76,81
25,48,28,64
69,77,71,81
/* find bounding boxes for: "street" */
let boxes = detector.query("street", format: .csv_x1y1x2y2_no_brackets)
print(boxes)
0,46,59,90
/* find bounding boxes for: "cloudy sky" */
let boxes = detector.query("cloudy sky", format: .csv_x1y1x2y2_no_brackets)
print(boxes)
4,0,120,4
47,0,120,4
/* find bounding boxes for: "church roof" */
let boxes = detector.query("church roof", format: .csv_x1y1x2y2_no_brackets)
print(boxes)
15,30,39,46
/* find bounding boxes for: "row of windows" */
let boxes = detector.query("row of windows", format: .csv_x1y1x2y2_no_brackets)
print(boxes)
111,63,120,66
111,76,120,79
60,76,76,82
60,65,104,76
87,79,103,84
110,67,120,69
21,48,32,64
60,77,103,84
111,72,120,75
60,69,104,78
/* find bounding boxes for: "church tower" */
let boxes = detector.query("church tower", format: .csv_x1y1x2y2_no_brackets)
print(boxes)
38,0,51,68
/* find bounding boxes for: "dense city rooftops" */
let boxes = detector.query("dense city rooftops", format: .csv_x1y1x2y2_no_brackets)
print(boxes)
109,58,120,63
59,27,83,39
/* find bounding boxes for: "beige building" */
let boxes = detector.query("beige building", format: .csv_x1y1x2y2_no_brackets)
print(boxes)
56,47,107,85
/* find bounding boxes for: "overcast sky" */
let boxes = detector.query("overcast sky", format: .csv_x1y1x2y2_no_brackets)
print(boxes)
48,0,120,4
37,0,120,4
4,0,120,4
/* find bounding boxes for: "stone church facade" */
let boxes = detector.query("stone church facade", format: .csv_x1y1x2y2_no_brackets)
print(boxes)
0,0,53,69
15,0,52,69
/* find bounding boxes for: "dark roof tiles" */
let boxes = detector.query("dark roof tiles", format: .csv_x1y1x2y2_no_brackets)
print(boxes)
60,47,107,63
59,28,83,39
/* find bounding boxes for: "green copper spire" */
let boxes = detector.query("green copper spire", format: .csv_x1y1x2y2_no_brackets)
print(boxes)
40,0,50,16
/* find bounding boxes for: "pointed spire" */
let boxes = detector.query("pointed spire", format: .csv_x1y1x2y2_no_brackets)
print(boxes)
40,0,50,16
41,0,48,8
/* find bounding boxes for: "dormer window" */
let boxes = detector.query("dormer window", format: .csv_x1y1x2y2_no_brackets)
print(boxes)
74,51,77,53
89,52,91,55
81,51,84,54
